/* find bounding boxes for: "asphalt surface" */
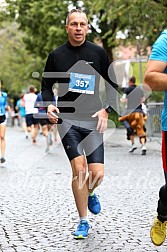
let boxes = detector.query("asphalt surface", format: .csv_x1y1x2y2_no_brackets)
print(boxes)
0,126,166,252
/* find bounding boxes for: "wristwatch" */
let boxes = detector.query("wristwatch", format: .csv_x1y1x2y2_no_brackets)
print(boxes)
104,105,112,113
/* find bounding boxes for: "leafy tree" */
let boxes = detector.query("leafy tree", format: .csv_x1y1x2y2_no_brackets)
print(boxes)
3,0,167,61
1,0,167,103
84,0,167,59
0,21,43,96
5,0,69,59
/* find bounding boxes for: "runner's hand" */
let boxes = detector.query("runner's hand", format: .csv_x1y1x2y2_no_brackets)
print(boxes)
92,108,108,133
47,104,60,124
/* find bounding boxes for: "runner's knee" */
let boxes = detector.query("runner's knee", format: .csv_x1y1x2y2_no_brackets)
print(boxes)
139,135,147,144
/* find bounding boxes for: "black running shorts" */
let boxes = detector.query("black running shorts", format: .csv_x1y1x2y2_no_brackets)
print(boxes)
26,114,39,127
58,119,104,164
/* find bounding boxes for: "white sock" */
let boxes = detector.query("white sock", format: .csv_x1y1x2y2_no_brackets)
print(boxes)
80,216,88,222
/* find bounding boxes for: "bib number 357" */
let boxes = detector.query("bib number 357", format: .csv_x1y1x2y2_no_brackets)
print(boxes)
68,72,95,94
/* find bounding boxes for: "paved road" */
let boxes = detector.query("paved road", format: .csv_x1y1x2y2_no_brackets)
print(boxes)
0,126,166,252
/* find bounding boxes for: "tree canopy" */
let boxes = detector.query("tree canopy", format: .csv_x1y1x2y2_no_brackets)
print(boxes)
0,21,43,95
3,0,167,60
0,0,167,98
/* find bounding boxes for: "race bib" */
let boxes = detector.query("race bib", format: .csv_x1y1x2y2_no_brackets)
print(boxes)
68,72,95,94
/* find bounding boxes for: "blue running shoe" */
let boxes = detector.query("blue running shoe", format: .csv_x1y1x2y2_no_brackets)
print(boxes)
88,193,101,214
73,220,90,239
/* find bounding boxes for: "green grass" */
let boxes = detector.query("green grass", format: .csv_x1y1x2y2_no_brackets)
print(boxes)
130,62,147,84
131,61,164,102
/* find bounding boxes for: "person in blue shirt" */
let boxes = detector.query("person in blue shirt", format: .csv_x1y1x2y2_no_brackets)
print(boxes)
15,93,28,139
0,80,10,163
35,92,57,152
144,29,167,246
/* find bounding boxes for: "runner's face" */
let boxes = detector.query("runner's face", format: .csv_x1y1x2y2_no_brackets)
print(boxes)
66,12,89,46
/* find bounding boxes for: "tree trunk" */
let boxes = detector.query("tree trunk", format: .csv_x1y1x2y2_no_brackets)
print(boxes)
102,38,114,62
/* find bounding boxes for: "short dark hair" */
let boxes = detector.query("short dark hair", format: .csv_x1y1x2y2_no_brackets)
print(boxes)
129,76,136,84
29,85,35,93
66,9,88,25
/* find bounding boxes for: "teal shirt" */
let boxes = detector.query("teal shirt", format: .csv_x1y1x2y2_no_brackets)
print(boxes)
16,99,26,117
0,92,7,115
149,30,167,131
